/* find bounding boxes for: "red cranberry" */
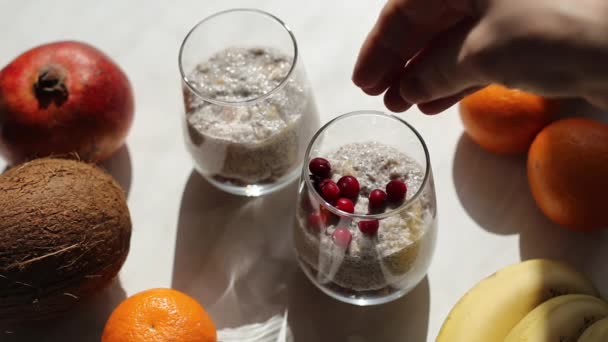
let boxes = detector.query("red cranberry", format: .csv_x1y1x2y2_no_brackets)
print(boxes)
312,176,331,194
368,189,388,210
386,179,407,203
320,180,340,203
337,176,360,198
307,212,327,232
309,157,331,178
335,198,355,213
332,227,352,248
358,220,380,236
319,178,333,188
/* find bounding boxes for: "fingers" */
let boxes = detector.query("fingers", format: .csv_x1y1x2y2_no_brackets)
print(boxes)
353,0,470,94
384,81,481,114
417,86,483,114
584,93,608,111
352,2,409,92
396,20,488,105
384,78,412,112
358,54,404,96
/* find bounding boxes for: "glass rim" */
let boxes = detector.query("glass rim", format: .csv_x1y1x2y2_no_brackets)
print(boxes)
178,8,299,107
303,110,432,220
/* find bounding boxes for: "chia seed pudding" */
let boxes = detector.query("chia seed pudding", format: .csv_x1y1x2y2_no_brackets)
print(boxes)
294,142,436,294
183,46,319,186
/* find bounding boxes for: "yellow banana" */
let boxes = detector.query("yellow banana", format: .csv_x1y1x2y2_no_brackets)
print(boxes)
505,294,608,341
578,317,608,342
436,259,598,342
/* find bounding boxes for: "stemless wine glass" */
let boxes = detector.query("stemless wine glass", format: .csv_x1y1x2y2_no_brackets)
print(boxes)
179,9,320,197
293,111,438,305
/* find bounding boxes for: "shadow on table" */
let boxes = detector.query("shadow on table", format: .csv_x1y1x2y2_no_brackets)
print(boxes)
518,218,608,298
452,99,608,237
173,170,431,341
287,274,430,342
172,170,300,329
555,98,608,122
453,129,608,296
452,133,534,235
2,278,126,342
100,144,133,197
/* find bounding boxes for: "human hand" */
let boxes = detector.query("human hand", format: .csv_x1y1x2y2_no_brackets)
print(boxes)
353,0,608,114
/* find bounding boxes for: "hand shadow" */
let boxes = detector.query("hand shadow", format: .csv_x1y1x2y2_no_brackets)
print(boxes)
452,133,534,235
2,278,126,342
287,273,430,342
100,144,132,197
172,170,300,329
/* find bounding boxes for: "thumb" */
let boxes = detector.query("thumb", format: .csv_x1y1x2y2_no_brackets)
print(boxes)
396,20,490,105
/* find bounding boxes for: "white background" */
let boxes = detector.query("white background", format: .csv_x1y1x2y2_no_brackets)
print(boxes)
1,0,607,341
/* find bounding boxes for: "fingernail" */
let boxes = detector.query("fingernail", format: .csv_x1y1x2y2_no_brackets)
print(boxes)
400,77,428,103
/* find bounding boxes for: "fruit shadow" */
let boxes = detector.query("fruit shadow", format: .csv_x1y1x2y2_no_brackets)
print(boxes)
452,133,534,235
518,215,608,299
171,170,300,329
453,99,608,236
1,278,126,342
556,98,608,123
287,274,430,342
100,144,132,197
453,132,608,298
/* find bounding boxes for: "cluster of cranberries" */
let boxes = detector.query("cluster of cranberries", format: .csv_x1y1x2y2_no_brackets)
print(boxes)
307,157,408,240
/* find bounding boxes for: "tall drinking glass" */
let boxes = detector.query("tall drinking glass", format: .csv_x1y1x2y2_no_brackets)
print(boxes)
179,9,320,197
293,111,437,305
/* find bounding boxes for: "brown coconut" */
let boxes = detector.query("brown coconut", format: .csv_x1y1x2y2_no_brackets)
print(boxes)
0,158,131,323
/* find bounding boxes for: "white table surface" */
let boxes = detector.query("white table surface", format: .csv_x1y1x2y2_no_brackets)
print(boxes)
1,1,607,341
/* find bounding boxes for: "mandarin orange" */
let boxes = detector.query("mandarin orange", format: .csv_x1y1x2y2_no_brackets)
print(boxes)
459,85,558,155
528,118,608,231
101,288,216,342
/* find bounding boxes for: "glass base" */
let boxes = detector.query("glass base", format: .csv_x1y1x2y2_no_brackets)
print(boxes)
297,257,424,306
198,167,301,197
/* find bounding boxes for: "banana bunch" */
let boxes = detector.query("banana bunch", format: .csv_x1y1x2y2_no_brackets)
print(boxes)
579,318,608,341
436,259,608,341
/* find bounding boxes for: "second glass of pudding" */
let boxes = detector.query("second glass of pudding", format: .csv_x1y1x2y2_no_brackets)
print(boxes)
179,9,320,196
293,111,437,305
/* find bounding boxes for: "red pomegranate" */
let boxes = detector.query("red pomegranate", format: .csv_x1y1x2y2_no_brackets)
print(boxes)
0,41,134,165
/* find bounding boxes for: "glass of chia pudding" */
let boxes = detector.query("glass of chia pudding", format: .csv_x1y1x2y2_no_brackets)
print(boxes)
293,111,438,305
179,9,320,196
